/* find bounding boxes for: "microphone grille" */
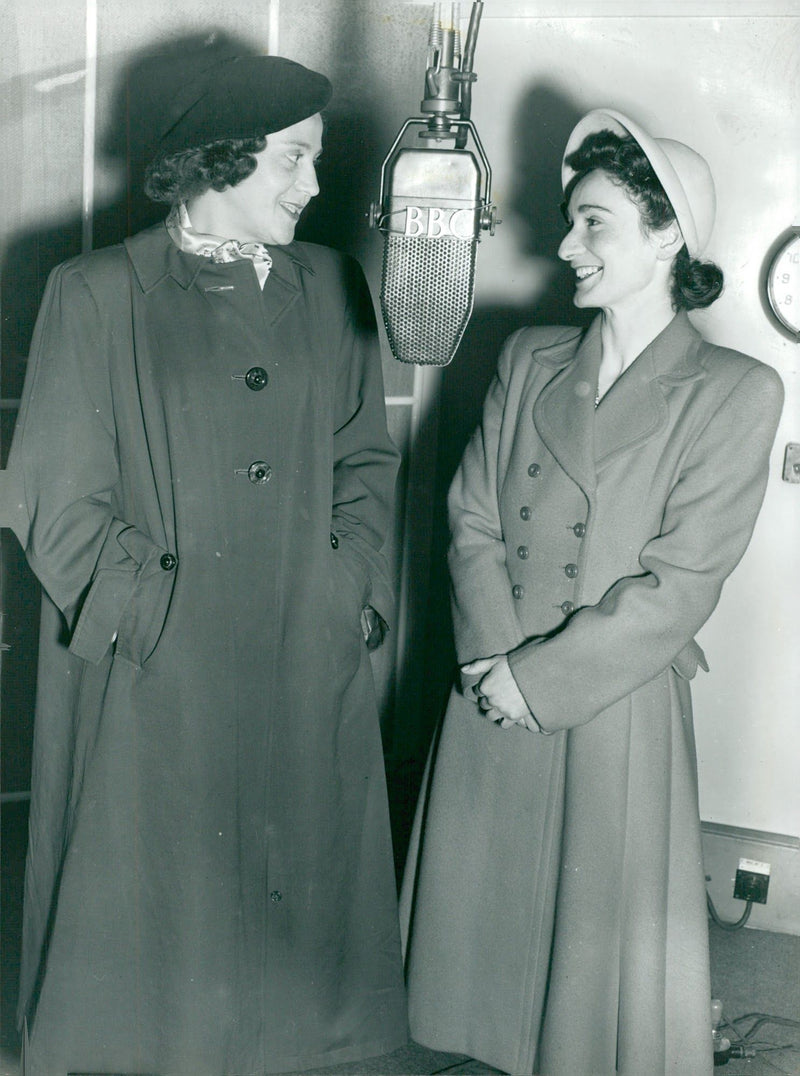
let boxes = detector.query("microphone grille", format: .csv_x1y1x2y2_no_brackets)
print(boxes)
380,235,477,366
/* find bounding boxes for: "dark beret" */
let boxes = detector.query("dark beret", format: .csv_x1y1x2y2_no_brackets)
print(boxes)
154,53,332,157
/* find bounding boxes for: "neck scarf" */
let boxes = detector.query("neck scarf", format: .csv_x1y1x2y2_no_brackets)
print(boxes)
166,203,273,288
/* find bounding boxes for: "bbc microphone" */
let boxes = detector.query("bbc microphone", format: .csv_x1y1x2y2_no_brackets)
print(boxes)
369,1,499,366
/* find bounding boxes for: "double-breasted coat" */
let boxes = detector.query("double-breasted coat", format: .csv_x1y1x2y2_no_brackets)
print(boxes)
400,314,783,1075
9,223,408,1074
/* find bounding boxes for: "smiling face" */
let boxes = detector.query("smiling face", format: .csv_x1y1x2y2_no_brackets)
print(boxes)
187,113,324,245
558,169,676,315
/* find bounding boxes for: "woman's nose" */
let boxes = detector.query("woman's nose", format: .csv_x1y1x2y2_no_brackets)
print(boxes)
557,227,580,261
297,160,320,197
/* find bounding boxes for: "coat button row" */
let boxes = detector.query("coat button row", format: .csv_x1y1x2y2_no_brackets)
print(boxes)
527,462,541,478
330,532,339,549
160,553,177,571
512,584,524,600
517,545,529,559
520,506,532,521
564,563,579,579
270,890,282,903
572,522,586,538
561,600,575,616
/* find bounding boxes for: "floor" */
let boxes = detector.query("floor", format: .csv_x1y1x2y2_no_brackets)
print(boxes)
2,797,799,1075
266,917,800,1075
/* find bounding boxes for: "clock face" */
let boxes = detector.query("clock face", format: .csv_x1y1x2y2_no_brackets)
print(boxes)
767,229,800,338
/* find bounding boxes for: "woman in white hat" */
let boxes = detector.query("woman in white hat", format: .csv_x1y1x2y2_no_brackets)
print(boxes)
400,110,783,1075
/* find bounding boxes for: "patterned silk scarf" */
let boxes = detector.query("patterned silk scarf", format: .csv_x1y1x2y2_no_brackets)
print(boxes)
166,203,273,288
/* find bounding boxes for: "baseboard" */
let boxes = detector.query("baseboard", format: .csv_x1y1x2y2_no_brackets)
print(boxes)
702,821,800,936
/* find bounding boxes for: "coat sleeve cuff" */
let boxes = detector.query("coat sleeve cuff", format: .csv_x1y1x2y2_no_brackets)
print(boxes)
69,526,176,664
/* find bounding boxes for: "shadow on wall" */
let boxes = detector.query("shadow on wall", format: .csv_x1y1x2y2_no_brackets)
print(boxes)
293,5,387,257
388,81,595,874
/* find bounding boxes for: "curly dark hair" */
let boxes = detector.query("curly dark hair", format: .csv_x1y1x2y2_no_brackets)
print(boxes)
144,134,268,205
563,129,723,311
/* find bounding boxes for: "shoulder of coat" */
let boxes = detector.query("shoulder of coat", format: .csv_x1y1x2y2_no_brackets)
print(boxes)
282,241,371,292
504,324,583,368
695,337,784,403
52,243,128,284
40,244,130,315
284,240,346,274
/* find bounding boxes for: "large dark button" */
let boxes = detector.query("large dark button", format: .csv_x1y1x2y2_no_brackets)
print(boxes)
270,890,282,903
248,461,272,484
573,522,586,538
561,600,575,616
528,462,541,477
245,366,269,391
517,545,529,560
160,553,177,571
330,532,339,549
512,584,525,600
564,563,579,579
520,506,532,521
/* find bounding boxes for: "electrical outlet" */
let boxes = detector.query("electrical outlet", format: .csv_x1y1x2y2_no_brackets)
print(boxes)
733,857,770,904
783,443,800,483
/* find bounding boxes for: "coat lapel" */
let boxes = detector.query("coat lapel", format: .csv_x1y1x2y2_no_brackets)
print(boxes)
125,222,203,291
593,347,667,469
260,244,314,327
533,320,602,494
534,312,708,491
124,225,316,330
594,312,706,471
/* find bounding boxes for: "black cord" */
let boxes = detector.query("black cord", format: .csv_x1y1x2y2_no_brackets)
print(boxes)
706,891,752,931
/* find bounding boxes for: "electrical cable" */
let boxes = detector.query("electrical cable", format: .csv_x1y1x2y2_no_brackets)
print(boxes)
706,891,752,931
746,1014,800,1039
719,1011,800,1057
725,1011,800,1040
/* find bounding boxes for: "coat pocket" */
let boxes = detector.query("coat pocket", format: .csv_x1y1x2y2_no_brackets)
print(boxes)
329,546,368,637
69,524,176,666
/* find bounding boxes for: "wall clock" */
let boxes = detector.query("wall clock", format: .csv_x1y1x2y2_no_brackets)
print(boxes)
765,226,800,340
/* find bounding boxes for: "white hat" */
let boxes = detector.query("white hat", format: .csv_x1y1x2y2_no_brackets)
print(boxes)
561,108,716,257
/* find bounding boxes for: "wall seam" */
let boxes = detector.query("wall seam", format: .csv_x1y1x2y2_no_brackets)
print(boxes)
81,0,98,254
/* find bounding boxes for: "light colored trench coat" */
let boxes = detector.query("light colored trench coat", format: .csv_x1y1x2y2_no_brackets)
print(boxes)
400,313,783,1076
7,224,408,1075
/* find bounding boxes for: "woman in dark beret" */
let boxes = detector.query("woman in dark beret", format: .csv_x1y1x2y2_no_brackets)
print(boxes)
10,45,407,1075
400,110,783,1075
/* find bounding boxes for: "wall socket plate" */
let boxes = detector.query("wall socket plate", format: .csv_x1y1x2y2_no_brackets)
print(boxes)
734,857,771,904
783,443,800,483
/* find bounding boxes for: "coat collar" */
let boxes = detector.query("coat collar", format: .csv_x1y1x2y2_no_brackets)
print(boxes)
123,221,315,294
532,311,706,492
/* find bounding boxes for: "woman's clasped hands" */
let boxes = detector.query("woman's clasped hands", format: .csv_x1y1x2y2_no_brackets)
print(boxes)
461,655,542,732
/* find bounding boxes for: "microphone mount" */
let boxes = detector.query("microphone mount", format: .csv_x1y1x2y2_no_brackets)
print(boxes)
369,1,498,236
369,2,499,365
421,1,478,136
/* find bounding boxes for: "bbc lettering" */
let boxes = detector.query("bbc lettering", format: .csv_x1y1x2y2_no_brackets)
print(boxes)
403,206,476,240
